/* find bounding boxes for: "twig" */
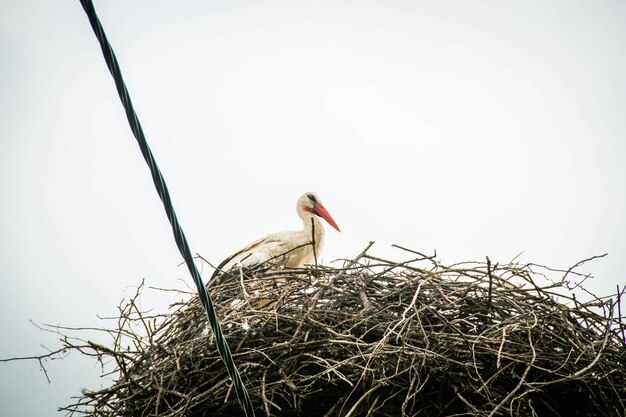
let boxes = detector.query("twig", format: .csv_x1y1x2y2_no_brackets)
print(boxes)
562,253,608,281
571,302,613,378
487,256,493,310
617,285,625,344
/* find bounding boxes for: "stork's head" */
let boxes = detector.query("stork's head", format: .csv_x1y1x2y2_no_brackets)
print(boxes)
297,192,341,232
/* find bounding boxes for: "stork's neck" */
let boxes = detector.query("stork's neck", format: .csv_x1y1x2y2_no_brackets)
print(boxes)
301,211,325,254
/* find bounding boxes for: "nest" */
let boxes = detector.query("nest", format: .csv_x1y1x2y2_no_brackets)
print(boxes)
61,244,625,416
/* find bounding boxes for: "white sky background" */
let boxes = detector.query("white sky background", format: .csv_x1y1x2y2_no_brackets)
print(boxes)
1,1,625,415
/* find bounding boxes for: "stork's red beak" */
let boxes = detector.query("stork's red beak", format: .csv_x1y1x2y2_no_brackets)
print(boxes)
313,204,341,232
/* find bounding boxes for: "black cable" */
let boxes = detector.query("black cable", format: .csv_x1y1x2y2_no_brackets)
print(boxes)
78,1,256,415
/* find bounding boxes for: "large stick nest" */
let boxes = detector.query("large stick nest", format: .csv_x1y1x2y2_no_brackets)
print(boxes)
64,244,624,416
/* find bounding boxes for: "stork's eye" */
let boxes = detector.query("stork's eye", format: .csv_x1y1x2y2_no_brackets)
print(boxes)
307,193,317,204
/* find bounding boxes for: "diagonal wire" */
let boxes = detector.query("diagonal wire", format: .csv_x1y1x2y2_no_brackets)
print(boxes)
78,1,255,415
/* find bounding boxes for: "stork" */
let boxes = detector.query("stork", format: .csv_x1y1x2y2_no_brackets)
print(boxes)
210,192,340,284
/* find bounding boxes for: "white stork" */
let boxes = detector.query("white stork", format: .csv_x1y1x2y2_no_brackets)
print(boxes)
210,192,340,284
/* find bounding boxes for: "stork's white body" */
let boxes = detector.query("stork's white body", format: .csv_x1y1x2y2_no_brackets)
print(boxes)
218,213,325,272
211,192,340,283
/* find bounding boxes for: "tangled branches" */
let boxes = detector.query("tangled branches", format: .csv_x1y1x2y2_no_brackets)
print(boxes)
14,245,626,416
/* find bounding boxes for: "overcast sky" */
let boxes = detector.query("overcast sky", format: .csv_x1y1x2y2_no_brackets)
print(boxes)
1,1,625,416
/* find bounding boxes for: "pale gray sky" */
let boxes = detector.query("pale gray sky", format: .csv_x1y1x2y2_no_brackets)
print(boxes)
1,1,625,416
